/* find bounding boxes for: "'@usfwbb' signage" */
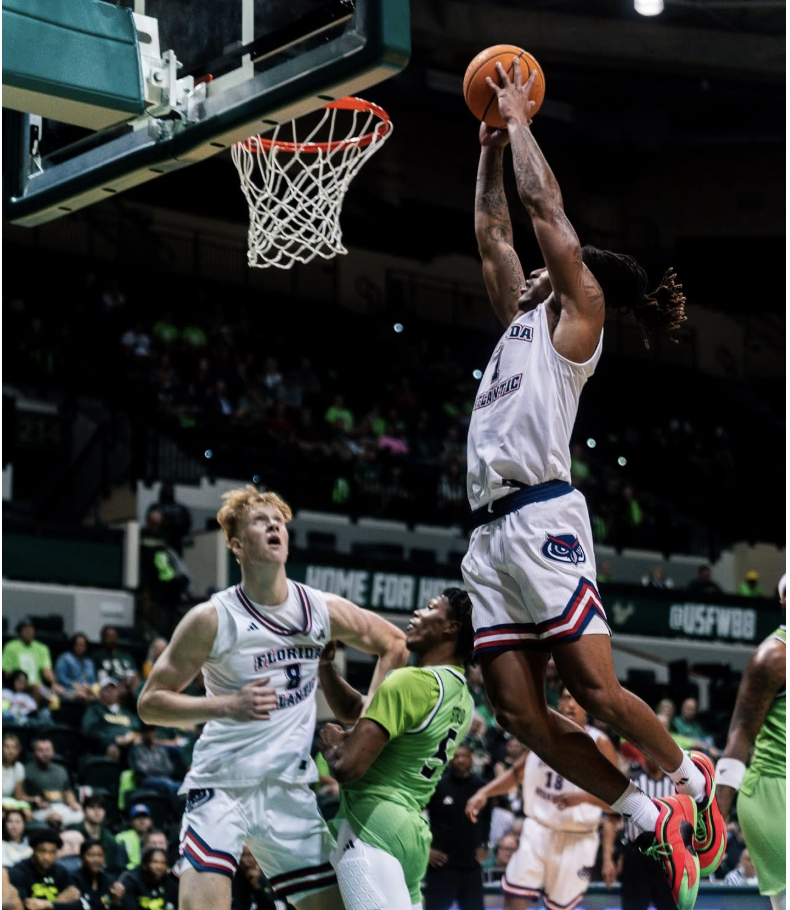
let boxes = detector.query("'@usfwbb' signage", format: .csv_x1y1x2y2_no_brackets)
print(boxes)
607,594,777,644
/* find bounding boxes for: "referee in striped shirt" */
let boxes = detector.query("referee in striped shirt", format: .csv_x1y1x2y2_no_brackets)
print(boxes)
617,754,677,910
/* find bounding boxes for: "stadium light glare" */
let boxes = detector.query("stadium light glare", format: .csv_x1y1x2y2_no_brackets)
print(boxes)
253,474,261,484
393,323,404,333
586,438,597,449
634,0,664,15
617,456,628,467
205,449,213,459
472,369,483,380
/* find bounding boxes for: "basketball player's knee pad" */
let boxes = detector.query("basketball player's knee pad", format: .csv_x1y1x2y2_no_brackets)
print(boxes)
333,851,388,910
331,823,413,910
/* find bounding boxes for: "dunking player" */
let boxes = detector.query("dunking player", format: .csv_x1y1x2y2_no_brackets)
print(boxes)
462,61,722,910
466,686,618,909
317,589,475,910
716,574,786,910
138,486,408,910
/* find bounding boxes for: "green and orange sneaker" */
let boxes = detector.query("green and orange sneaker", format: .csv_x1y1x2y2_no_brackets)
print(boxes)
685,750,726,877
641,794,700,910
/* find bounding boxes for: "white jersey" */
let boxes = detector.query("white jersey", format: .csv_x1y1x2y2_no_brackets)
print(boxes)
183,580,330,790
466,302,602,509
522,726,606,833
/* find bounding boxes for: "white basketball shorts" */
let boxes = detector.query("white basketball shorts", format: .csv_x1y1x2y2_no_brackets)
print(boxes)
502,816,599,910
175,780,336,903
462,487,610,655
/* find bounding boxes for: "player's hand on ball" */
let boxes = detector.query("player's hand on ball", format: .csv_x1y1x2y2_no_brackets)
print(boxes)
319,640,338,665
479,122,509,149
231,677,278,721
465,792,487,822
486,60,537,125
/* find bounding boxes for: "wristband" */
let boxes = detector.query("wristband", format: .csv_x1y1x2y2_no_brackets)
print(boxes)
715,757,746,791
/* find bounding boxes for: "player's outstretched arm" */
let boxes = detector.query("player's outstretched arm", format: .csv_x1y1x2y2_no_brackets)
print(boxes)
488,61,604,360
716,636,785,817
475,124,526,328
465,751,527,822
326,592,409,714
318,641,366,725
138,602,278,726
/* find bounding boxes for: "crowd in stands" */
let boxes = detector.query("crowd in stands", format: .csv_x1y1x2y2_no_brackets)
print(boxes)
4,260,784,556
2,616,759,910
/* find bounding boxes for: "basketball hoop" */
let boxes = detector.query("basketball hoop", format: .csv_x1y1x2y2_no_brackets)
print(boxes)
232,96,393,269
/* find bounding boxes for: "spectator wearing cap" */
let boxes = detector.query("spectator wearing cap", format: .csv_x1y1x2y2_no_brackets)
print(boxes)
737,571,765,597
115,805,152,871
70,839,125,910
14,738,83,827
66,795,124,875
128,726,181,796
1,619,63,705
93,628,141,697
81,675,140,756
7,828,80,907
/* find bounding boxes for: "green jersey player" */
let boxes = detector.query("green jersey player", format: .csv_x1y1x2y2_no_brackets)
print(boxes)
319,588,475,910
717,574,786,910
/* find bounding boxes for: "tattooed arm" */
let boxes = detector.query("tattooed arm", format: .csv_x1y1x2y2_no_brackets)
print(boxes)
475,125,525,327
489,61,604,362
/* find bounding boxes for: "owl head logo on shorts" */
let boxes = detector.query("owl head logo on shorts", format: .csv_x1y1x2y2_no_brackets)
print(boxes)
541,533,586,565
185,789,214,812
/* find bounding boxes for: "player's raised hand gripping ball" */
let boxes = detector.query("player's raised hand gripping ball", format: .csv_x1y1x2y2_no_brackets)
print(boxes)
463,44,545,129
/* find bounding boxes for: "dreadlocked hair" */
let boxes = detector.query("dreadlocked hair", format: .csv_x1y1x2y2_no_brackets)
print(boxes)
581,245,687,349
442,587,475,666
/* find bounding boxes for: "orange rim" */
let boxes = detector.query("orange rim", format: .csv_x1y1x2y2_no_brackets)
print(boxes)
239,96,392,154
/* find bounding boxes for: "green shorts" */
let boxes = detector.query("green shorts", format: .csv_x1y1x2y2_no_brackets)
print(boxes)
332,795,431,904
738,773,786,896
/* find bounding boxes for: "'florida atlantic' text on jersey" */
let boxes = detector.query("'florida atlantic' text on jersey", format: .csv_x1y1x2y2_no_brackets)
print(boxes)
466,302,602,509
182,581,329,790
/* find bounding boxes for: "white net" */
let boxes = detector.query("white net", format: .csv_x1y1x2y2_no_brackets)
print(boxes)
231,99,393,269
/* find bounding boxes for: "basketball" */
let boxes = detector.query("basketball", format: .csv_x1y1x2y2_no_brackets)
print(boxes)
463,44,546,130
